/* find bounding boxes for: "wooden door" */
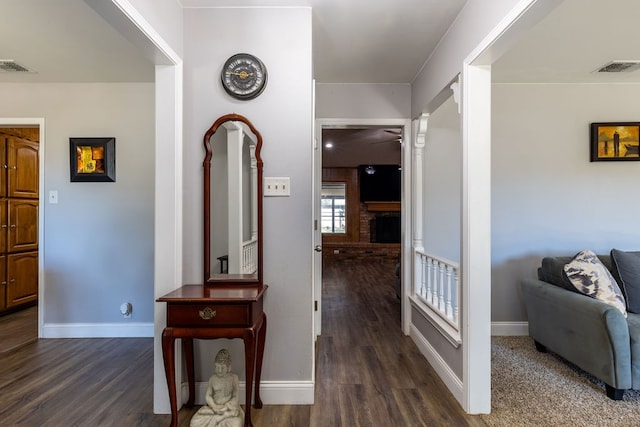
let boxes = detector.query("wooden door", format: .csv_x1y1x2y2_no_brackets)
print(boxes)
8,200,38,253
0,255,5,310
0,200,6,254
8,137,39,199
6,251,37,308
0,137,6,199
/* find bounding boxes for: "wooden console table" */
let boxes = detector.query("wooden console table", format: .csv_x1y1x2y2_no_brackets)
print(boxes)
157,284,267,427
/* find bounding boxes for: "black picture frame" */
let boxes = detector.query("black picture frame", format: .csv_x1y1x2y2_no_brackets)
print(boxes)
70,137,116,182
590,122,640,162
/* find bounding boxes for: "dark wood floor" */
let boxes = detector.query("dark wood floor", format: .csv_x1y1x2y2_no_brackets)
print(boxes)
0,260,486,426
0,304,37,355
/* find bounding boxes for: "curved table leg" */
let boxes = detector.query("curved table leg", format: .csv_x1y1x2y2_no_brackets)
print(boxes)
183,338,195,408
243,328,257,427
254,313,266,408
161,328,179,427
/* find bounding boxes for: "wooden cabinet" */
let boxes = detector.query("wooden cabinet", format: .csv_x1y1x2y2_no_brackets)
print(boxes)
7,200,39,253
0,133,39,314
8,137,39,199
4,252,38,308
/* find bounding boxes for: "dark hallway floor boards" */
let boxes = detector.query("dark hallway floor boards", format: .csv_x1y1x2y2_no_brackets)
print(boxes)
0,260,486,426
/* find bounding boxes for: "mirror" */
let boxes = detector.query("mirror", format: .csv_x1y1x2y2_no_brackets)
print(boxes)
203,114,263,285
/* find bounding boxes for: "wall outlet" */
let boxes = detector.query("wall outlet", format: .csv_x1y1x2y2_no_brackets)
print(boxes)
264,177,291,196
120,302,132,318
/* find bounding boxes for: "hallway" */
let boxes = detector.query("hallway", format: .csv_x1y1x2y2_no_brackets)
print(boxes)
307,259,485,426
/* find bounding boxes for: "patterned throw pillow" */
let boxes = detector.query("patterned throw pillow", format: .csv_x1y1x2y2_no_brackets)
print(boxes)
611,249,640,313
564,249,627,317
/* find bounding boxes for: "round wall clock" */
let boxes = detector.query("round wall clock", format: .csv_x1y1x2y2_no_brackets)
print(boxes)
221,53,268,100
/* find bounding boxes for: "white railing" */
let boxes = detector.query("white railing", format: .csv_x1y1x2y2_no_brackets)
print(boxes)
242,238,258,274
414,250,460,340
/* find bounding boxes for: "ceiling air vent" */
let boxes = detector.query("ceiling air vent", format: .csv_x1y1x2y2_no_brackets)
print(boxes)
0,60,33,73
595,60,640,73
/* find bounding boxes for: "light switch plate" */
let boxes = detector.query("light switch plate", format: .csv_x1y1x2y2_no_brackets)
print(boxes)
48,190,58,204
264,177,290,196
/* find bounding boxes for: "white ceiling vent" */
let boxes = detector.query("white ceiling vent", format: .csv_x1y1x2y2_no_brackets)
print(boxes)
0,60,33,73
595,60,640,73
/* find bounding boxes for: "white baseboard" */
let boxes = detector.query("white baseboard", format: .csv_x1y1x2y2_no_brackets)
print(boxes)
491,321,528,336
182,381,315,405
43,322,154,338
409,324,464,406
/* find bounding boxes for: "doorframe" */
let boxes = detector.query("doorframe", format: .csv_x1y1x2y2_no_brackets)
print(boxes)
0,118,45,338
313,117,412,339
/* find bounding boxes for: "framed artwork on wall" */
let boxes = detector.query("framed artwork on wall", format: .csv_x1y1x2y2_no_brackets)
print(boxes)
70,137,116,182
590,122,640,162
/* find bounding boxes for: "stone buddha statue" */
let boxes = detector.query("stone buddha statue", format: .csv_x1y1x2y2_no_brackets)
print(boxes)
190,349,244,427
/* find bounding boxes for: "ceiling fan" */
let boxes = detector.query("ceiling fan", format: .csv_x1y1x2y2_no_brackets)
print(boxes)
368,128,403,144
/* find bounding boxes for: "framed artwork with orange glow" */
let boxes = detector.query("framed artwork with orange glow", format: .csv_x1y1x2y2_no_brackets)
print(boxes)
70,137,116,182
590,122,640,161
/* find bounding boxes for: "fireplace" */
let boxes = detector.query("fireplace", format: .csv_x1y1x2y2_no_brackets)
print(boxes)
370,215,400,243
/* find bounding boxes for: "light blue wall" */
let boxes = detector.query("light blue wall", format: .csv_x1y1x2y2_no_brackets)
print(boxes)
492,83,640,321
0,82,155,327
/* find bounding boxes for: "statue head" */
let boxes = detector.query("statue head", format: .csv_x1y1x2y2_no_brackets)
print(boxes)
214,348,232,376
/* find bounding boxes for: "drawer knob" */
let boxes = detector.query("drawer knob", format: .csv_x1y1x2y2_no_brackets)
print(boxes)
199,307,217,320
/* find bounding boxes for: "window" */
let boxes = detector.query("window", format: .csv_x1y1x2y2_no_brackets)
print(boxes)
321,182,346,234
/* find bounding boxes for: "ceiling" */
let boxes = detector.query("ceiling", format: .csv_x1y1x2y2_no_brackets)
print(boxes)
492,0,640,84
322,127,403,168
3,0,639,84
0,0,154,83
0,0,467,84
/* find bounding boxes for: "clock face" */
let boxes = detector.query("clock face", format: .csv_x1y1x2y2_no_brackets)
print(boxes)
221,53,267,100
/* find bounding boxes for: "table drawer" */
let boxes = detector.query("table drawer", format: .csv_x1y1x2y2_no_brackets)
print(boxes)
166,303,250,327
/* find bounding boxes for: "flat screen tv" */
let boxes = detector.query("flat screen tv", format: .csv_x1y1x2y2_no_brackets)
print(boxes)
358,164,401,202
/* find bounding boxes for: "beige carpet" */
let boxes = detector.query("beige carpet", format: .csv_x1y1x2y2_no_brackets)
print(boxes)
481,336,640,427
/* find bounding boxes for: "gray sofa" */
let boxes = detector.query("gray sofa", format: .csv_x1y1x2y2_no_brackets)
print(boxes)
521,254,640,400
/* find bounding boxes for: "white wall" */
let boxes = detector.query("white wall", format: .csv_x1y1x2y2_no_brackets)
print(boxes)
411,0,564,117
316,83,411,119
492,83,640,321
117,0,184,58
182,7,314,396
0,82,155,333
423,96,461,262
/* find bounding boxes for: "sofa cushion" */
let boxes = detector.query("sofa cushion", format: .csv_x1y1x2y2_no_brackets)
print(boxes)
540,256,576,292
539,255,615,293
564,249,627,316
611,249,640,314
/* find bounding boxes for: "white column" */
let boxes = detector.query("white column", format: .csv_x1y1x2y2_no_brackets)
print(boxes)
412,114,428,300
461,63,491,414
412,114,428,249
225,122,243,274
153,63,183,414
250,144,258,241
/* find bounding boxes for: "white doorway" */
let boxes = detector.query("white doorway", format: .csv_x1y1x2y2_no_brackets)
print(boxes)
0,118,44,338
313,118,412,339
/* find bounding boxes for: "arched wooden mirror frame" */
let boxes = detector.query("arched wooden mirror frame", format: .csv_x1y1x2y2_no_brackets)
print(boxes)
203,113,263,286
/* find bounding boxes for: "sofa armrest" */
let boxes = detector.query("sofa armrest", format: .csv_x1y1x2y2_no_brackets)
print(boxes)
521,278,631,389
